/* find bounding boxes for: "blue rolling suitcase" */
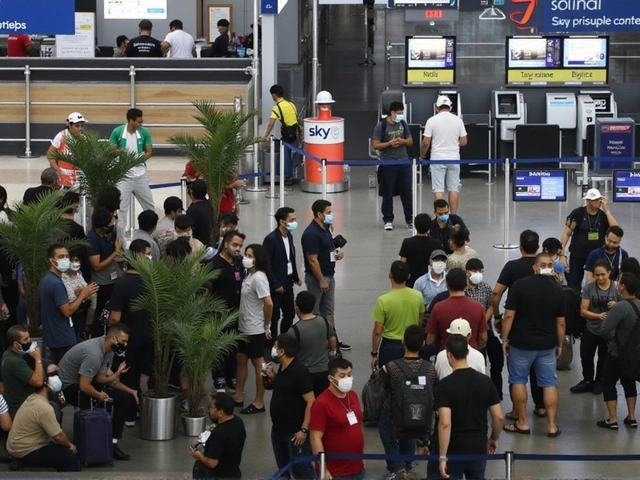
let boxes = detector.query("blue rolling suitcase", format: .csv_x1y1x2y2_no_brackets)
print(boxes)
73,403,114,467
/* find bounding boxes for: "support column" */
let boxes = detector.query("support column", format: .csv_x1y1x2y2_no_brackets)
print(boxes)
261,14,278,128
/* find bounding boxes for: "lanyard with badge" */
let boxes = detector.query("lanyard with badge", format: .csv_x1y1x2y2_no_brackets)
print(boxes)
337,394,358,426
587,212,601,241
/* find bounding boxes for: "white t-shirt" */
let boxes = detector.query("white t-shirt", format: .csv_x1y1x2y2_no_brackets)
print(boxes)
125,131,146,177
239,271,271,335
435,346,486,379
164,30,195,58
424,111,467,161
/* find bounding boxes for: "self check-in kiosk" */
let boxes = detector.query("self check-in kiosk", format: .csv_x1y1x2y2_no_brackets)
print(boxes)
493,90,526,142
576,90,617,155
546,93,577,130
434,90,462,119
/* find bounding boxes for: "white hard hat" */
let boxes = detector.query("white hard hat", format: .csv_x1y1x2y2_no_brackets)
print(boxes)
315,90,335,104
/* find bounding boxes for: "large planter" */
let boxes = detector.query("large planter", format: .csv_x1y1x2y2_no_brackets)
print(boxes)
181,413,207,437
140,393,178,441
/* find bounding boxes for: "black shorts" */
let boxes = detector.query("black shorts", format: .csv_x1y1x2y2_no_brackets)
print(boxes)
237,333,266,359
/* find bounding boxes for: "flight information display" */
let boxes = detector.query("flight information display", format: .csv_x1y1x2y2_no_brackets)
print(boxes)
563,37,608,68
613,170,640,203
508,37,561,69
407,37,455,69
513,169,567,202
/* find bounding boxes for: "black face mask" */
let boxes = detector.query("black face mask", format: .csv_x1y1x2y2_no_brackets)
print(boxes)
113,340,127,357
19,341,32,355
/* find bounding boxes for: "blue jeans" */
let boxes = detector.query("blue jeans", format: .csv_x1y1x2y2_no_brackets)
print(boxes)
271,428,316,479
379,339,404,368
446,459,487,480
378,409,415,473
381,164,413,224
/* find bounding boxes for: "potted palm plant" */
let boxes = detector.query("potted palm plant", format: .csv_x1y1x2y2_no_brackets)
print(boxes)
0,190,81,336
169,101,260,242
49,130,148,201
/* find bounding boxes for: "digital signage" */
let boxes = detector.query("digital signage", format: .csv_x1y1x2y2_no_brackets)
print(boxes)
613,170,640,203
388,0,457,7
508,37,561,69
513,169,567,202
563,37,608,68
405,36,456,85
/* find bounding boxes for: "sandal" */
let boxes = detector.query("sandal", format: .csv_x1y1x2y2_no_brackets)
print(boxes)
240,403,265,415
505,411,518,421
596,419,619,430
624,417,638,428
547,426,562,438
503,423,531,435
533,408,548,418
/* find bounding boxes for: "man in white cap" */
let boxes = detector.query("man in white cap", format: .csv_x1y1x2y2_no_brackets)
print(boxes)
420,95,467,214
47,112,87,189
560,188,619,288
435,318,486,379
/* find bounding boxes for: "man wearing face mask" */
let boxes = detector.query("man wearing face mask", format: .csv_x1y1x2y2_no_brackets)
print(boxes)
1,326,44,418
263,207,301,344
372,101,414,231
173,214,206,254
310,357,365,480
302,199,350,350
209,230,246,392
429,199,466,255
413,249,448,311
7,367,80,472
58,323,138,461
40,244,99,363
263,334,315,480
501,253,565,438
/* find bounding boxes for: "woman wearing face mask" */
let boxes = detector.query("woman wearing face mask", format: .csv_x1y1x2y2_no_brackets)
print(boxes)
0,185,12,224
233,244,273,415
413,249,448,315
62,251,96,342
86,207,123,338
446,227,477,271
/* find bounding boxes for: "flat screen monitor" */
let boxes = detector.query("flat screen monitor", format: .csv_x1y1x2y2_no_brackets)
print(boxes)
104,0,167,19
406,37,455,69
563,37,608,68
495,92,520,118
507,37,561,69
513,169,567,202
613,170,640,202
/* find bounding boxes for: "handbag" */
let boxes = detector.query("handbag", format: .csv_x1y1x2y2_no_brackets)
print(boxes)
276,101,299,143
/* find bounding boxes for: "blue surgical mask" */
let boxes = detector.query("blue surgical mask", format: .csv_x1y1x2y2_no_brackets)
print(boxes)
286,221,298,232
56,258,70,273
324,214,333,225
395,114,404,123
438,214,450,223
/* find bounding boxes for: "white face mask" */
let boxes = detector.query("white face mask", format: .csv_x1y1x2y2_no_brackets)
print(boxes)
539,268,553,276
47,375,63,393
334,376,353,393
432,261,446,274
271,346,279,359
70,261,82,272
242,257,255,269
469,272,483,285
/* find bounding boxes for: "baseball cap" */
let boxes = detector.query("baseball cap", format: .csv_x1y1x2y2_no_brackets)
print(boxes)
430,249,447,261
67,112,87,124
583,188,602,201
436,95,452,108
446,318,472,337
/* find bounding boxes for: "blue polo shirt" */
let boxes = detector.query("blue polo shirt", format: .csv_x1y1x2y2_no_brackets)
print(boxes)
40,271,76,349
301,220,335,277
584,246,629,281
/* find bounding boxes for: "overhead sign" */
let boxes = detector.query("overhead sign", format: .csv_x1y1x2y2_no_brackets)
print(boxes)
406,69,455,84
507,68,607,85
544,0,640,33
0,0,74,35
389,0,458,8
104,0,167,20
262,0,289,14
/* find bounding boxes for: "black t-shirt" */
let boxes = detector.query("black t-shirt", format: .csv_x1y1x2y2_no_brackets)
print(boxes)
566,207,609,258
428,215,466,255
208,34,230,57
194,415,246,479
496,257,536,288
435,368,500,454
22,185,55,205
187,201,214,247
209,254,242,310
109,273,152,346
125,35,163,57
505,275,566,350
301,220,336,277
399,236,443,287
270,358,314,434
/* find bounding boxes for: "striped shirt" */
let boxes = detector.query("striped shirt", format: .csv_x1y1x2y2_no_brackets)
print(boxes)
0,394,8,415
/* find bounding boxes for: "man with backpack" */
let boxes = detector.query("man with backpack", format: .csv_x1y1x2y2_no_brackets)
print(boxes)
436,334,503,480
378,325,437,479
598,272,640,430
372,100,414,231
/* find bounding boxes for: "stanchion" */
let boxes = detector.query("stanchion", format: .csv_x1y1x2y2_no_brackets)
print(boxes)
128,194,135,239
505,451,514,480
81,194,88,231
321,159,328,199
233,95,250,205
411,158,417,235
129,65,136,108
266,136,279,200
493,158,518,250
246,143,268,193
582,155,589,195
319,452,327,480
18,65,39,159
180,176,188,208
279,140,285,207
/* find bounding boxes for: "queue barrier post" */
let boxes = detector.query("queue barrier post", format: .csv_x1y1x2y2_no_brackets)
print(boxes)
493,158,518,250
129,65,136,108
279,140,286,208
234,95,250,205
582,155,589,195
128,194,135,239
18,65,39,159
81,194,88,232
321,159,328,200
267,136,279,200
505,450,514,480
319,452,327,480
180,176,188,209
411,158,417,235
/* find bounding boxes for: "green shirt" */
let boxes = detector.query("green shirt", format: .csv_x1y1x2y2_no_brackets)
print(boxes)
1,350,36,418
371,287,426,340
108,124,153,154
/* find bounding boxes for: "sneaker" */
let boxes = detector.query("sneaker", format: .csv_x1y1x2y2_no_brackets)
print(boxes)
213,378,227,392
592,380,603,395
338,341,352,351
570,379,593,394
124,421,136,428
406,223,413,229
113,445,131,461
384,223,393,231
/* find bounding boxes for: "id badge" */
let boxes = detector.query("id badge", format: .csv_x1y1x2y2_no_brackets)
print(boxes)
110,271,118,281
330,251,336,263
287,261,293,276
347,411,358,426
588,231,599,241
235,271,241,282
69,318,74,327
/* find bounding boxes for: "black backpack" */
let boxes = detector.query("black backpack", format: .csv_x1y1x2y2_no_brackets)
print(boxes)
563,286,585,338
390,359,433,439
618,299,640,381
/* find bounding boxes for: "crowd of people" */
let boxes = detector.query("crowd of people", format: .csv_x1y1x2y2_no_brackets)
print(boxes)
0,121,639,478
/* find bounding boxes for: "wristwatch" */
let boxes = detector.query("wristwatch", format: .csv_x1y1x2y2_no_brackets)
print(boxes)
301,427,309,434
494,314,503,320
370,351,378,358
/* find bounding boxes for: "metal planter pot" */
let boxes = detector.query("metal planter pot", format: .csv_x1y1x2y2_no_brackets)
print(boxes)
181,413,207,437
140,394,178,441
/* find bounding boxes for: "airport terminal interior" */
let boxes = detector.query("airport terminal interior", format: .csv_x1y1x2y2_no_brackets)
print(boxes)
2,1,640,478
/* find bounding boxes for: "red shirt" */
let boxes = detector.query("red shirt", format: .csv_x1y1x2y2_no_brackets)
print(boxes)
7,35,31,57
184,160,235,214
427,295,488,351
309,389,365,477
